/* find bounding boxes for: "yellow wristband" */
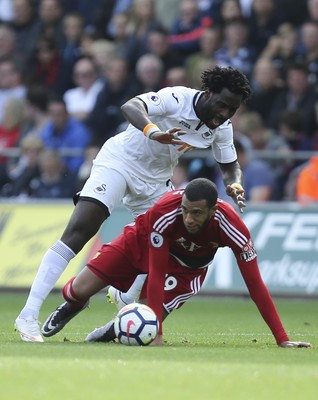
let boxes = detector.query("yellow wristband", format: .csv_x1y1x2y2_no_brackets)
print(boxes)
143,123,160,139
231,183,244,191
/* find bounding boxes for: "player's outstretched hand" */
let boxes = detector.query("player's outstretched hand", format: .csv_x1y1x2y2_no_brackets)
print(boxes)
150,127,186,145
279,341,312,348
226,183,246,213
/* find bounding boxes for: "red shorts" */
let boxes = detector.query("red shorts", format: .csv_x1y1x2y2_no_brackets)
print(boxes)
87,243,207,313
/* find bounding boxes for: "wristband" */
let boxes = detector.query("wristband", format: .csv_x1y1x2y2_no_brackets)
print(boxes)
230,183,244,191
143,123,160,139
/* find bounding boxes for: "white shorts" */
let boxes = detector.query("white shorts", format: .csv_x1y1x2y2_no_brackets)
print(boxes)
80,162,174,218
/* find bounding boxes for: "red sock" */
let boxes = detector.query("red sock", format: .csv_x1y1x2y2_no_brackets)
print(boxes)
63,277,88,309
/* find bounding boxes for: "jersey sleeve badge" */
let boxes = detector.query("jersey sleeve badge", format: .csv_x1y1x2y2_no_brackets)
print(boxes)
150,232,164,248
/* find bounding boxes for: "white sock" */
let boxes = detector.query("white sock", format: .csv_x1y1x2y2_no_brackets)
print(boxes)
19,240,75,319
121,274,147,304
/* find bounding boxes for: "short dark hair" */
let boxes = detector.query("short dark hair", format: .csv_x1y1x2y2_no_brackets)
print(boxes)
184,178,218,208
201,65,251,102
26,85,49,112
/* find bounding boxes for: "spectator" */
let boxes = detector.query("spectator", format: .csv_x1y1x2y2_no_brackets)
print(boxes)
0,23,20,62
219,0,243,26
0,97,25,164
146,27,183,73
59,0,106,32
216,138,275,203
214,18,257,79
296,20,318,85
11,0,41,69
307,0,318,23
247,0,284,57
87,38,116,75
1,133,44,197
238,111,291,199
296,156,318,205
268,61,318,136
21,84,50,139
28,36,63,94
154,0,181,30
133,53,164,93
123,0,163,68
102,0,132,39
63,56,103,121
169,0,213,62
58,12,85,93
86,56,136,145
0,59,27,123
283,161,309,201
165,66,189,87
107,12,132,60
277,109,312,153
28,148,77,198
39,95,92,173
278,0,308,27
259,22,298,79
185,26,221,88
37,0,63,43
247,57,283,124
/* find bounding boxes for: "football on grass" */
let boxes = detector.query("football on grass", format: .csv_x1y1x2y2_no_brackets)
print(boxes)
114,303,159,346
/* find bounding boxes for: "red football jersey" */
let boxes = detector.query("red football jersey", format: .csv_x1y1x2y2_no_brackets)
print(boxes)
110,190,288,343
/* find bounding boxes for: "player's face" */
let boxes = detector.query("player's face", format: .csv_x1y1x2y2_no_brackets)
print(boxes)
181,196,216,234
197,88,242,130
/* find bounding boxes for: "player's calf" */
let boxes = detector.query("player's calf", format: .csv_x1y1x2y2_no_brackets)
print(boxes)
41,277,89,337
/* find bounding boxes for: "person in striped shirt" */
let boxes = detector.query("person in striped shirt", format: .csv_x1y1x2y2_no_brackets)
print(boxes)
41,178,311,348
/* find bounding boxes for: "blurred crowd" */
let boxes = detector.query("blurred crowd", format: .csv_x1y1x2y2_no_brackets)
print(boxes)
0,0,317,204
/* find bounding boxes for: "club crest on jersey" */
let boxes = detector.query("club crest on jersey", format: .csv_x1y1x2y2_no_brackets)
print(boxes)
94,184,107,194
147,94,161,105
240,239,257,262
150,232,164,248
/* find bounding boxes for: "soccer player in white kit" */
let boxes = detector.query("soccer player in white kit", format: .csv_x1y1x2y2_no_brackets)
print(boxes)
15,66,251,342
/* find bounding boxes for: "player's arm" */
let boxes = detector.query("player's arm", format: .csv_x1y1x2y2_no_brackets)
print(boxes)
146,232,170,341
218,160,246,213
121,97,186,144
238,257,311,348
220,209,311,348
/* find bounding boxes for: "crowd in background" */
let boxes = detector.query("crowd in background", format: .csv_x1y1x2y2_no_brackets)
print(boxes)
0,0,317,204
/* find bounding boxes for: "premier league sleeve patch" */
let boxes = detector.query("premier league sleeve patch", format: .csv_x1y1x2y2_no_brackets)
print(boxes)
150,232,164,248
147,93,161,106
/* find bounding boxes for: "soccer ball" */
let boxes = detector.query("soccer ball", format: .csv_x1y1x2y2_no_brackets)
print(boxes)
114,303,159,346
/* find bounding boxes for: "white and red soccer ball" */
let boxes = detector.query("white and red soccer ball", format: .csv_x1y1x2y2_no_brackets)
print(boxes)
114,303,159,346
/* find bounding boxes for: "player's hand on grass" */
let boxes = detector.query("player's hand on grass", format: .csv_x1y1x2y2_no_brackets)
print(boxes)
226,183,246,213
150,127,186,145
150,335,163,346
279,341,312,348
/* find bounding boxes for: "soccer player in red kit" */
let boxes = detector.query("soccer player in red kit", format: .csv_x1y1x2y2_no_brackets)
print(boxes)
42,178,311,348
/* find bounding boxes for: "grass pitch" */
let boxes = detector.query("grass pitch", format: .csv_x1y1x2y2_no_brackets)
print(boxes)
1,292,317,400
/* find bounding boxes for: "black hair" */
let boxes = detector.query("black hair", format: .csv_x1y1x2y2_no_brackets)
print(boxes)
184,178,218,208
201,65,251,102
26,85,49,112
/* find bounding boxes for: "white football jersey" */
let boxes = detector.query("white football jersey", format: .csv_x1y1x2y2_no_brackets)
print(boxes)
97,86,237,183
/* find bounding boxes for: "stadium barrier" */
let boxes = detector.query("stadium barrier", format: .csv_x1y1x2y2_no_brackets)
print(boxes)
0,200,317,297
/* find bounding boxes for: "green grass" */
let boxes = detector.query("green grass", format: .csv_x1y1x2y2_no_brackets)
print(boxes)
1,293,317,400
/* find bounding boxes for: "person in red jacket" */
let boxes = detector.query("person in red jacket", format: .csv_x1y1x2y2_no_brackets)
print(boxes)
41,178,311,348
